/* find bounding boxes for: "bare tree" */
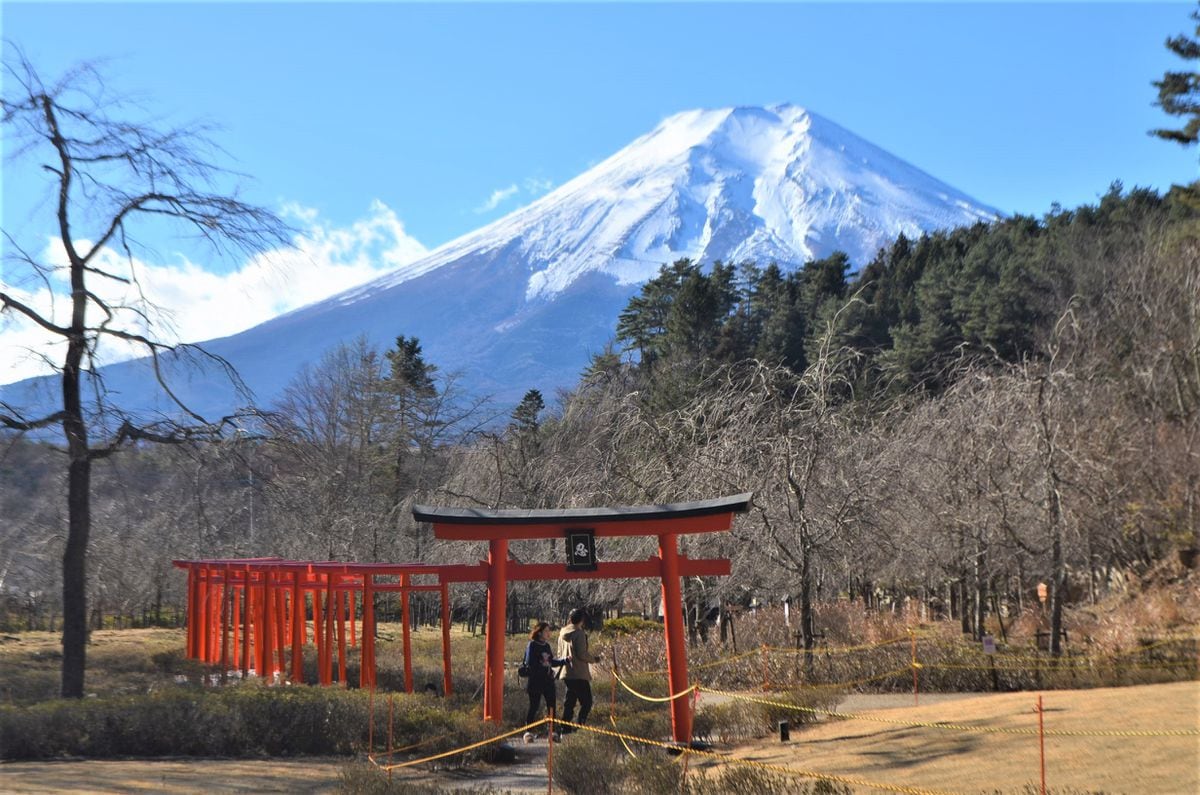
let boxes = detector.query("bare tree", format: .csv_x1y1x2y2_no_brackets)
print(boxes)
264,338,396,560
0,54,289,696
265,336,493,565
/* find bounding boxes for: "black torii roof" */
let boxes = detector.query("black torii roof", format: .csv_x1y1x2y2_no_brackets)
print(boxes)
413,492,752,526
412,492,748,542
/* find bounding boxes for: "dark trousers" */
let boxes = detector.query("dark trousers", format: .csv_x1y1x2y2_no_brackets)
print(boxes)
562,678,593,725
526,680,556,725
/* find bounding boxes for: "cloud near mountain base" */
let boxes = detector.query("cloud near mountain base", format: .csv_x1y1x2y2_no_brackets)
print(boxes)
0,200,427,386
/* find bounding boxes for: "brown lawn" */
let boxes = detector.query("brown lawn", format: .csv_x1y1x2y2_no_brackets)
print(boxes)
711,681,1200,794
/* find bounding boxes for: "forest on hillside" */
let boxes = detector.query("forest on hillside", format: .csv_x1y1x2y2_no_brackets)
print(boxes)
3,184,1197,658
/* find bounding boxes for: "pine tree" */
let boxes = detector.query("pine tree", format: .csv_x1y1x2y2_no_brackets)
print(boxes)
800,252,850,317
712,262,761,364
800,252,851,367
616,261,691,366
1152,3,1200,148
754,264,807,372
511,389,545,433
387,335,436,399
385,335,437,499
664,260,736,362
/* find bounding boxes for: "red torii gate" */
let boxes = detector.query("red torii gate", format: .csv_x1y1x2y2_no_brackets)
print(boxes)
413,493,749,743
172,558,486,694
175,494,748,744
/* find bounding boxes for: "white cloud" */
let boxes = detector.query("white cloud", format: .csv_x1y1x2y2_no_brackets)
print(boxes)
474,184,519,213
0,201,427,385
524,176,554,195
472,178,555,215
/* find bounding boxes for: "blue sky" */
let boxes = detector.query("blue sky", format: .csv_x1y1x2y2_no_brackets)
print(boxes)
1,1,1196,381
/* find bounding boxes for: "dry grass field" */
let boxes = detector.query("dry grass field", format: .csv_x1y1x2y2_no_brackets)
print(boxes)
0,628,186,705
710,681,1200,794
0,757,346,793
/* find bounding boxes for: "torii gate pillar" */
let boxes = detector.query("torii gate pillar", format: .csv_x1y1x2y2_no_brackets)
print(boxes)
415,493,750,744
484,538,508,722
658,532,691,741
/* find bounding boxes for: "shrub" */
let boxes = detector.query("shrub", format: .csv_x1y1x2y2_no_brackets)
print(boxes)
338,759,463,793
0,684,482,760
753,687,841,732
150,648,205,676
624,749,682,794
682,766,853,795
694,700,760,744
550,731,625,794
608,707,672,744
603,616,662,636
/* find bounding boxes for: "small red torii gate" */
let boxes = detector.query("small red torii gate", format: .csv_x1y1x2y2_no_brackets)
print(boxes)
413,493,749,743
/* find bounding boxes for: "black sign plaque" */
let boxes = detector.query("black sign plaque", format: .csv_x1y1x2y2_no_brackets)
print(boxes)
565,528,598,572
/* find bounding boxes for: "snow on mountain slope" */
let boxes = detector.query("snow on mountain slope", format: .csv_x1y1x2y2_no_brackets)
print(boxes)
1,104,999,420
339,104,996,308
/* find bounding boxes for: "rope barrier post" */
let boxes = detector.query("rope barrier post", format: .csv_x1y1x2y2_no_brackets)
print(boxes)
547,711,554,795
609,639,619,726
1037,694,1046,795
910,630,919,707
367,686,375,758
610,664,617,722
681,675,697,789
387,693,395,784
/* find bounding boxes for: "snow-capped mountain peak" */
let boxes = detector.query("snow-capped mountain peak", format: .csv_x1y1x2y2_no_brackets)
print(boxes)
351,104,996,306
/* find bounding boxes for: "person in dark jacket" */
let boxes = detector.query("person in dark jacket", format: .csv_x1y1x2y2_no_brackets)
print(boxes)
523,622,567,726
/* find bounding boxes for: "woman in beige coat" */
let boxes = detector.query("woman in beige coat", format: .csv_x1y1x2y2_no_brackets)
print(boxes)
557,608,602,727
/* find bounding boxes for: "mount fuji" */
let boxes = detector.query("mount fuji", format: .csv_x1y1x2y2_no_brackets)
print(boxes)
3,104,999,421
